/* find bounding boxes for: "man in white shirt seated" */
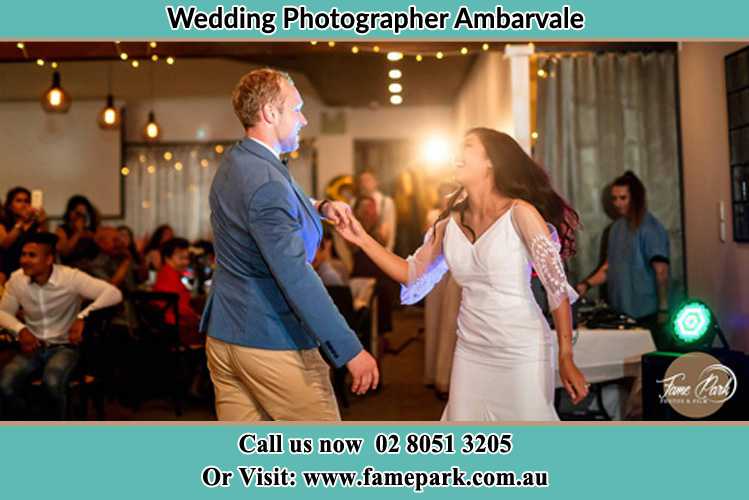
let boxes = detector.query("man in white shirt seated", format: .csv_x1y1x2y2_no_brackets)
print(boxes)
0,232,123,418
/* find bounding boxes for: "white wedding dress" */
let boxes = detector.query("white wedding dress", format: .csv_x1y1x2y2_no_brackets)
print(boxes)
402,201,578,421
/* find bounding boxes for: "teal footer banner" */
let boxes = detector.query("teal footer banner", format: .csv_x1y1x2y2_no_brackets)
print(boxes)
0,424,745,498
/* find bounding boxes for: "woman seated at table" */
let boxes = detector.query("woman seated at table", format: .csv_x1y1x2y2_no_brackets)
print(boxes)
144,225,174,273
153,238,204,347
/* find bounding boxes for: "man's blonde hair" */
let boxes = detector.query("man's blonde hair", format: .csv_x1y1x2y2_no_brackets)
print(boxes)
232,68,294,130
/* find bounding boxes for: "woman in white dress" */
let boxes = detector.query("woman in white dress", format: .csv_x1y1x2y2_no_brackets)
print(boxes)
336,128,589,421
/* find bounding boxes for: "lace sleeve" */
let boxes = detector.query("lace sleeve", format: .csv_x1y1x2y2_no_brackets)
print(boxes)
511,202,578,311
400,218,449,305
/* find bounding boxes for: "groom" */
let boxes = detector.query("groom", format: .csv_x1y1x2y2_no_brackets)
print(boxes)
201,68,378,421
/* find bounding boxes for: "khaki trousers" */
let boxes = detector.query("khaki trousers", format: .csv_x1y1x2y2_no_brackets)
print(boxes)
206,336,341,421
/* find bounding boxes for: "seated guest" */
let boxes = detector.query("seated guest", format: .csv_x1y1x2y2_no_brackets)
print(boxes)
56,195,100,267
350,196,396,336
80,226,138,293
153,238,204,347
313,231,349,287
143,224,174,273
0,233,123,418
117,225,148,284
354,170,397,252
0,187,48,278
576,171,671,329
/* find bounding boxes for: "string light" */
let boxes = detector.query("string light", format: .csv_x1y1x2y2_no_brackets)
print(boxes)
387,51,403,61
149,41,157,49
388,83,402,93
16,42,24,49
174,161,183,171
537,69,548,78
120,53,128,61
147,165,156,174
310,41,318,45
482,43,490,51
151,54,159,62
131,60,140,68
351,46,359,54
388,69,402,79
51,62,58,69
327,41,335,47
460,47,469,55
531,131,539,140
121,167,130,176
36,58,45,66
166,56,175,65
200,159,209,168
215,145,224,154
164,151,173,160
436,52,444,59
373,45,380,53
390,95,403,105
415,54,423,62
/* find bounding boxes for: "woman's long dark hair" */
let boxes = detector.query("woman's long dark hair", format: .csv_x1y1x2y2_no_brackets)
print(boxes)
117,225,144,265
145,224,174,253
62,194,100,232
433,128,579,258
2,187,31,226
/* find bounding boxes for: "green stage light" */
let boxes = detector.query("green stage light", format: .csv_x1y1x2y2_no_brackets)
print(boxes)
665,299,729,352
672,301,712,344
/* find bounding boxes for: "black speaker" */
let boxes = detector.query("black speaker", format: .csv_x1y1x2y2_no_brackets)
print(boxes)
642,350,749,420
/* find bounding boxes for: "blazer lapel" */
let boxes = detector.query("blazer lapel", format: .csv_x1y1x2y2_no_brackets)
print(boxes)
239,138,322,238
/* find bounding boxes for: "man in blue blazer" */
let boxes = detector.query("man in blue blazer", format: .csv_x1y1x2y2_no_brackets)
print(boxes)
201,68,379,421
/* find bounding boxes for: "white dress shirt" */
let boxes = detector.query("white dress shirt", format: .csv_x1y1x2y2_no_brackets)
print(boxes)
249,137,280,159
0,265,123,344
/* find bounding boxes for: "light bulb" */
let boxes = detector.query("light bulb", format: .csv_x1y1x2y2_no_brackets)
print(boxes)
98,94,121,129
388,69,402,79
390,95,403,105
387,52,403,61
48,89,62,106
388,83,402,93
143,111,161,141
41,71,71,113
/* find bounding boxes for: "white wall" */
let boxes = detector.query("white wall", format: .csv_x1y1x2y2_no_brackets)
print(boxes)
678,42,749,352
0,58,452,199
315,105,452,194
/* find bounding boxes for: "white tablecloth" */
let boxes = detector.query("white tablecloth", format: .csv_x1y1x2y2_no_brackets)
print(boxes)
553,327,656,419
554,327,656,387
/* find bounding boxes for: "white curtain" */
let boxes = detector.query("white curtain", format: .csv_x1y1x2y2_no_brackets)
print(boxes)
123,143,227,242
123,141,316,243
535,51,684,298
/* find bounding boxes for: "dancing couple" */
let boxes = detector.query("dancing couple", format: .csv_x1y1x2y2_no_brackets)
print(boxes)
202,68,588,422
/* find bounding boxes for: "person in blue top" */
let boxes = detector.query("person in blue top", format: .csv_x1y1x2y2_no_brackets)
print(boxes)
576,171,670,327
200,68,378,421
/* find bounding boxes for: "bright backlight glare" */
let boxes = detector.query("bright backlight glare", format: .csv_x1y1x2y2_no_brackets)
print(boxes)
423,136,451,165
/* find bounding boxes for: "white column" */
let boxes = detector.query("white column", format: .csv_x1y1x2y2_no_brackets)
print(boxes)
504,44,534,155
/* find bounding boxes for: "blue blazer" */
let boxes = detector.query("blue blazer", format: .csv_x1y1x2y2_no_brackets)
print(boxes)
199,138,362,368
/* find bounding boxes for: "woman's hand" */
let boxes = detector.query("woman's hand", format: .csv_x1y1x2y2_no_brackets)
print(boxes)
335,215,369,248
559,354,589,405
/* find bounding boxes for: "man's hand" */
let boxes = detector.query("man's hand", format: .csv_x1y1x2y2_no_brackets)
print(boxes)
346,349,379,395
68,318,85,345
18,328,40,354
321,200,354,228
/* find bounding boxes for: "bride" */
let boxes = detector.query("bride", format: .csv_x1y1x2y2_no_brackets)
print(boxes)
336,128,589,421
